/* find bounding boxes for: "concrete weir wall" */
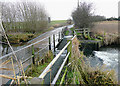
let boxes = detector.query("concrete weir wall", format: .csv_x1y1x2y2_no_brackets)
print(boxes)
79,40,102,56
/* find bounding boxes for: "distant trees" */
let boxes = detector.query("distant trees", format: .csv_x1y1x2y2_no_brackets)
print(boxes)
67,19,72,24
71,1,119,29
1,1,48,33
106,17,119,21
72,2,94,28
93,15,106,22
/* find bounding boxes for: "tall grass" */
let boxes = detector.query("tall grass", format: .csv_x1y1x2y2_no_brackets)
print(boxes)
65,37,117,85
91,21,119,45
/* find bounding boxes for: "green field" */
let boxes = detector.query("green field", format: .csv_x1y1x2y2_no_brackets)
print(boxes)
50,20,67,26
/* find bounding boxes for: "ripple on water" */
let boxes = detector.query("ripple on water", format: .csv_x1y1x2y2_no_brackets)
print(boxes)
89,45,120,74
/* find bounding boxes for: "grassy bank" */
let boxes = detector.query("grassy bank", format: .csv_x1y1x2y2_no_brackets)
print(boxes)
91,21,118,34
91,21,119,45
56,37,117,85
3,33,36,44
3,20,67,44
25,51,53,77
49,20,67,28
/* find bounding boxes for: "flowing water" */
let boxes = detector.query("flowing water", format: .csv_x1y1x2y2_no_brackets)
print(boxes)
89,45,120,79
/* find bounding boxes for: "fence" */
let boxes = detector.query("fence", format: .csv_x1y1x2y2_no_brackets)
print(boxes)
74,28,90,35
38,35,76,85
74,28,91,40
0,26,67,85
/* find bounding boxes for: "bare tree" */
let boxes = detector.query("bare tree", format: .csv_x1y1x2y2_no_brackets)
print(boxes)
1,1,48,33
72,2,94,28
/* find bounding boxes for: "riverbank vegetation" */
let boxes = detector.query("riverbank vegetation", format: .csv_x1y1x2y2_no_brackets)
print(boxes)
71,1,119,46
56,37,117,85
1,1,47,44
3,20,68,44
69,2,119,84
25,50,53,77
1,1,68,44
91,21,119,45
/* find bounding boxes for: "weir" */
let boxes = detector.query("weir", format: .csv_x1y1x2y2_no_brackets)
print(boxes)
74,28,103,56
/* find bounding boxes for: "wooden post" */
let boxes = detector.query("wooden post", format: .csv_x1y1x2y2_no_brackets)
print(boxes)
53,34,55,52
32,45,35,65
49,37,51,50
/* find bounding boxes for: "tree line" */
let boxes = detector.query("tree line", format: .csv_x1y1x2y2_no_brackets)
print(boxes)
1,1,48,33
106,17,120,21
71,2,118,29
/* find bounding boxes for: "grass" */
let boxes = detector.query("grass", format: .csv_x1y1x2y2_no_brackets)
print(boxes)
91,21,118,34
26,63,49,77
49,20,67,28
56,37,117,85
72,37,117,84
50,20,67,26
2,33,43,44
3,33,35,44
3,20,68,44
65,30,69,36
25,51,53,77
91,21,119,45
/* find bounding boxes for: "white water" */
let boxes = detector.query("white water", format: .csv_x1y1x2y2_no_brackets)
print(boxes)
94,50,118,70
89,45,120,73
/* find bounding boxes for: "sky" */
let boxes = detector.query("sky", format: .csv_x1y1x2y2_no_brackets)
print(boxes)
1,0,119,20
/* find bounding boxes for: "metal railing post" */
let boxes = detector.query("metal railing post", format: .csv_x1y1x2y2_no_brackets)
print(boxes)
73,30,74,36
32,45,35,65
61,29,64,38
58,32,60,42
53,34,55,52
49,37,51,50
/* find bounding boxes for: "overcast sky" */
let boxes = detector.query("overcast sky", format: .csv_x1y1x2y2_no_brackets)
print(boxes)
1,0,119,20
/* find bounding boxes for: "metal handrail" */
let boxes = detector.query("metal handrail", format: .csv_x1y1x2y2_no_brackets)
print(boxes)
51,52,70,85
35,45,49,54
0,27,66,60
39,41,70,79
0,36,49,60
39,35,76,81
